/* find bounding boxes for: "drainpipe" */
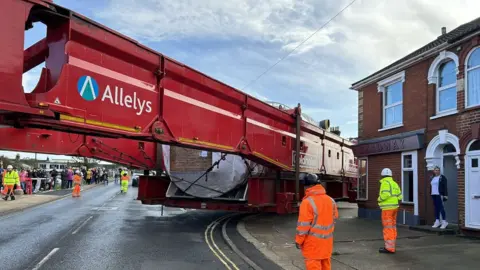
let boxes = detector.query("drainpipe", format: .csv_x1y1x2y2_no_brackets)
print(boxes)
424,165,428,225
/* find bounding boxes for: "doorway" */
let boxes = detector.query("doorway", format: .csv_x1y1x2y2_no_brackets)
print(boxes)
465,140,480,229
442,154,458,224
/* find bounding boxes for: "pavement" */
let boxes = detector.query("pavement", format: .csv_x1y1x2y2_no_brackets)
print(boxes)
239,202,480,270
0,182,274,270
0,184,101,216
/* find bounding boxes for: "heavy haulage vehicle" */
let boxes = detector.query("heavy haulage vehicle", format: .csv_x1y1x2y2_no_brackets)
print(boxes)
0,0,358,214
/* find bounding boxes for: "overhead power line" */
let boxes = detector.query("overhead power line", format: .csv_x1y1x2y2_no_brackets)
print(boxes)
240,0,357,91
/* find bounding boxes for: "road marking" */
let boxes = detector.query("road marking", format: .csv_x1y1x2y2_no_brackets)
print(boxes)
31,248,59,270
222,216,262,270
205,214,240,270
72,216,93,235
92,207,118,211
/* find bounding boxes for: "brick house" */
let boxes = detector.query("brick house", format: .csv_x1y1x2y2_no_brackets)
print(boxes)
351,18,480,234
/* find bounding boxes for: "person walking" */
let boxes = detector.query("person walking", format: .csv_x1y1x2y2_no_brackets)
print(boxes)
120,170,129,194
86,169,92,185
377,168,402,254
3,165,19,201
72,170,82,197
430,166,449,229
295,175,338,270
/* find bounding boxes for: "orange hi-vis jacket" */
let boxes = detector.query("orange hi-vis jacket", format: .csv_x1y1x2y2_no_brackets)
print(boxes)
73,174,82,185
295,184,339,260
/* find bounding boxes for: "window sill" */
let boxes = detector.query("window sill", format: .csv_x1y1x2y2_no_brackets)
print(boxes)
378,124,403,132
356,198,368,202
430,110,458,120
463,104,480,113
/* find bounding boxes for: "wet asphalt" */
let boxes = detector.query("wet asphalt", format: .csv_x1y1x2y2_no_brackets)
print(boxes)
0,183,270,270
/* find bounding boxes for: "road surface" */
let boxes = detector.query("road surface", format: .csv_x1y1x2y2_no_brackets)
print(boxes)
0,184,279,270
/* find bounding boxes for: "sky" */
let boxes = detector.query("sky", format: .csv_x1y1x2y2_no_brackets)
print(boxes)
9,0,480,160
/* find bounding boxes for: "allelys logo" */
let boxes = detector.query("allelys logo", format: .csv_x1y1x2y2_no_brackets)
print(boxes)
77,76,152,115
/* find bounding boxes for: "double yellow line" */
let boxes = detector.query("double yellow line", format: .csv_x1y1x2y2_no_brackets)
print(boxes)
204,214,240,270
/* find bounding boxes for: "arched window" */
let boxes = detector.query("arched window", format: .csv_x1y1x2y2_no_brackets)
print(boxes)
443,143,456,153
466,47,480,107
437,60,457,113
468,140,480,152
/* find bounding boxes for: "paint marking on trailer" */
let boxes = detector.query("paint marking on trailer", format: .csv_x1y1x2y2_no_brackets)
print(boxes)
70,57,156,92
164,89,242,120
246,118,319,145
252,151,290,170
178,137,234,151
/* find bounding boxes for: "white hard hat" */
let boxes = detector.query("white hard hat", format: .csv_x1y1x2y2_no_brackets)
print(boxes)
75,170,80,174
381,168,392,177
7,165,13,169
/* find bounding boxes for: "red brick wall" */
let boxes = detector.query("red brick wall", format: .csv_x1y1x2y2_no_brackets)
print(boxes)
169,146,212,172
357,48,463,223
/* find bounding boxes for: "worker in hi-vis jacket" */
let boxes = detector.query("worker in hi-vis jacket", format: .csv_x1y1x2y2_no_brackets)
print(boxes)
120,170,129,194
377,168,402,254
295,175,338,270
72,170,82,197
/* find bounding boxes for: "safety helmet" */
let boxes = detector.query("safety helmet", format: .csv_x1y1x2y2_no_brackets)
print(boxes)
75,170,80,174
7,165,13,170
301,173,320,186
381,168,392,177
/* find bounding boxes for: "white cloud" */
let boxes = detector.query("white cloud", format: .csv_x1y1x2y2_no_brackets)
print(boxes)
92,0,480,138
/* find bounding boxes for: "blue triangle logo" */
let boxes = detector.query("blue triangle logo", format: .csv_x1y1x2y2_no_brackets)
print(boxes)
77,76,99,101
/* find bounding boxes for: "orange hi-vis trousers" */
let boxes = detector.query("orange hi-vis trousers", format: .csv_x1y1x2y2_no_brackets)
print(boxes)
72,184,81,197
382,209,398,252
305,258,331,270
2,185,14,196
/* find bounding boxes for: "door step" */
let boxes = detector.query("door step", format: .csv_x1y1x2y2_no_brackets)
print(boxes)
409,224,458,235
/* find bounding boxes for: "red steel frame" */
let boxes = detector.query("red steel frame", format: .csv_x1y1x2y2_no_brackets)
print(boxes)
0,0,358,213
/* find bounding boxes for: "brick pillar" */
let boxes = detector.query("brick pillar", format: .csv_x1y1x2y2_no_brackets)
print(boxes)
457,154,466,227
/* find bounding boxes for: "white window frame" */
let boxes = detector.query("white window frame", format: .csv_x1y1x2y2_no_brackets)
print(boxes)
465,46,480,109
436,61,457,115
401,151,418,214
427,50,459,119
377,71,405,131
357,157,368,201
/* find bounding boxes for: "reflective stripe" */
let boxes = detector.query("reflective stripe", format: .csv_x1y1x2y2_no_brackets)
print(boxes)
309,232,333,239
313,223,335,230
385,239,396,248
307,197,319,225
384,225,396,229
297,221,312,226
296,230,309,235
301,196,336,240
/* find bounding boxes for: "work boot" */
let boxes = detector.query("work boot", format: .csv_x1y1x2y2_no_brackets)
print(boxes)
379,248,394,254
3,196,7,201
10,195,15,200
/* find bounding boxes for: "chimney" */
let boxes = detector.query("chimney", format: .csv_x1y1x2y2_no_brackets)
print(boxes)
330,126,341,136
441,27,447,35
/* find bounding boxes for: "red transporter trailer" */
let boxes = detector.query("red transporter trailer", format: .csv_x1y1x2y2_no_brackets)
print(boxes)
0,0,358,214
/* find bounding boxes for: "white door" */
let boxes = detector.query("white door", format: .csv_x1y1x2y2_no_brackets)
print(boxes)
466,154,480,229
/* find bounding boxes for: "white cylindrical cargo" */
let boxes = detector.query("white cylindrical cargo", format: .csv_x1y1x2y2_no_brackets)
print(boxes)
162,145,260,198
